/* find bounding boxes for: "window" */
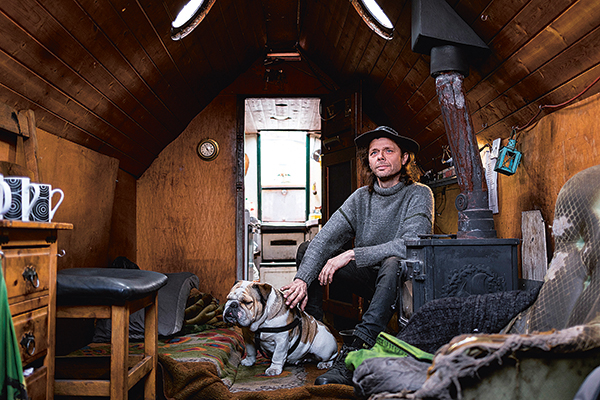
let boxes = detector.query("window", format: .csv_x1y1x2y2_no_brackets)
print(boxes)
350,0,394,40
170,0,216,41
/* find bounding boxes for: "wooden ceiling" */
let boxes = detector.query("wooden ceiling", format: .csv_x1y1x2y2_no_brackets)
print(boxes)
0,0,599,177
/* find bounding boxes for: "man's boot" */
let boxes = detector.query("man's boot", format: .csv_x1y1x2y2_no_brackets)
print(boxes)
314,337,367,386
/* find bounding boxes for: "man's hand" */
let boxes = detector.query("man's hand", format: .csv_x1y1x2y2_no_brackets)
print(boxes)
281,278,309,310
318,249,355,285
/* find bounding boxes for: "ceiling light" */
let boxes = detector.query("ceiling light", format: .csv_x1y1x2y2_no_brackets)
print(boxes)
266,52,302,61
350,0,394,40
170,0,216,41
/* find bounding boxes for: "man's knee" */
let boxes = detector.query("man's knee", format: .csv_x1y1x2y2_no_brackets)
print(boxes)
380,256,401,274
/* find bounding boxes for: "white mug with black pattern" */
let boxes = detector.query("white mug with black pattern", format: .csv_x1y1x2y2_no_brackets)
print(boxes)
29,183,64,223
0,174,11,219
3,176,40,222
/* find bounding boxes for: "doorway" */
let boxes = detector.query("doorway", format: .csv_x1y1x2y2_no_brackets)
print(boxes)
242,97,322,284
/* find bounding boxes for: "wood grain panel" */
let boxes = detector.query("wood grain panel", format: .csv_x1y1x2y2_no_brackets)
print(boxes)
493,93,600,248
330,3,359,78
339,22,373,79
471,25,600,135
0,48,156,166
35,128,119,270
0,81,145,178
136,95,237,303
468,0,600,112
477,0,574,77
108,169,137,263
352,0,405,80
2,0,170,152
79,0,196,128
368,1,412,90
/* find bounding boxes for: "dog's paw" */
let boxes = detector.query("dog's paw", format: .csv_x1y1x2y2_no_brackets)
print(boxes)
241,357,255,367
265,365,283,376
317,360,334,369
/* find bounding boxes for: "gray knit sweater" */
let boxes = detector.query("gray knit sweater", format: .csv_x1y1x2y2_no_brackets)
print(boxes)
295,181,434,286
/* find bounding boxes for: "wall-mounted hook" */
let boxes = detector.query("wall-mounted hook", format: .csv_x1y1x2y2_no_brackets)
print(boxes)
57,249,66,257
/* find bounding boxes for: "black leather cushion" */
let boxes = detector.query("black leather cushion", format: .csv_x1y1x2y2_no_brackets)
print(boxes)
92,272,200,342
57,268,168,303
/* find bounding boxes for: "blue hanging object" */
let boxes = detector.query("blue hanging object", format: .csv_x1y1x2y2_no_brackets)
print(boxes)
494,132,522,176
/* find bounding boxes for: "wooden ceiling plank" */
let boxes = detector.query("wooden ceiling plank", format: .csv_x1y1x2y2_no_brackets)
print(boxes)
0,83,148,177
369,1,412,90
132,0,209,121
454,0,494,26
383,57,431,130
329,1,354,70
41,0,187,140
215,0,245,66
374,45,420,107
0,9,164,157
0,48,157,167
301,0,329,62
468,0,600,112
1,0,170,154
470,0,529,43
339,23,373,81
232,0,263,56
199,9,239,71
307,0,349,83
476,0,575,79
98,0,197,126
472,25,600,137
157,1,225,106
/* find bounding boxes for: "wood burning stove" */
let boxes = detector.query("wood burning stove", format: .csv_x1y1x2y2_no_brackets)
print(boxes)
404,236,520,317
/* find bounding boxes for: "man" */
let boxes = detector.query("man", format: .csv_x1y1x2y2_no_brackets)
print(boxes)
282,126,434,385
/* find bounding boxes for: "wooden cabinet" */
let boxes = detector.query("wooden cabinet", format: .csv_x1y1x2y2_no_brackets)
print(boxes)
2,221,72,400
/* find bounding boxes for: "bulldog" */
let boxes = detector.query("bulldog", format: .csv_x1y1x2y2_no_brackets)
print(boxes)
223,280,338,376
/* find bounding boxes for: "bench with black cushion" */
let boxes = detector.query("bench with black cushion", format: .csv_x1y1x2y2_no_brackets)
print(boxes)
54,268,167,400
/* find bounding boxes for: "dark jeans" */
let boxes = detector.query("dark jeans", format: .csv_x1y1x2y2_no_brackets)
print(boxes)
296,241,401,347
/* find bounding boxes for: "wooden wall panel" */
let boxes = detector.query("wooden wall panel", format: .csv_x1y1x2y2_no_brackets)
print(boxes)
137,58,331,302
136,95,238,303
493,92,600,259
108,169,137,263
36,129,119,270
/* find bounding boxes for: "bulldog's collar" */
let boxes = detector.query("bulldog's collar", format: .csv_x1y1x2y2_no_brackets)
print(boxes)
254,316,303,358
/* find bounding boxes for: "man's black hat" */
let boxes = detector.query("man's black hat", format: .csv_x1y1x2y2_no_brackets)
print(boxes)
354,126,420,154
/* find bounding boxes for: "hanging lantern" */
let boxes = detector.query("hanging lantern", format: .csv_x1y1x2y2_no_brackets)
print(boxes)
494,132,522,176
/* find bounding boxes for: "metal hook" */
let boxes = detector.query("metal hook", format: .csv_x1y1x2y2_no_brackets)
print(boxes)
57,249,66,257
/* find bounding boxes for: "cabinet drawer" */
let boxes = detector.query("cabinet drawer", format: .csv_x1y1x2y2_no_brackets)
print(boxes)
24,366,47,400
262,232,304,260
3,247,51,303
13,307,49,365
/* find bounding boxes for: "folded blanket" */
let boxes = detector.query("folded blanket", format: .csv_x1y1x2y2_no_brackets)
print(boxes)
396,287,541,354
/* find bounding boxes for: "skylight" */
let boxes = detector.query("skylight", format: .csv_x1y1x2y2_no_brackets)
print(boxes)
351,0,394,40
170,0,216,41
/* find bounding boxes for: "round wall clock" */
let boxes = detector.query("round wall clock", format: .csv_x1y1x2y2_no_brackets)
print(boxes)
197,138,219,161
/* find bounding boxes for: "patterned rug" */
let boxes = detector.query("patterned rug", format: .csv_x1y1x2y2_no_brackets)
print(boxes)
66,325,308,392
230,355,307,393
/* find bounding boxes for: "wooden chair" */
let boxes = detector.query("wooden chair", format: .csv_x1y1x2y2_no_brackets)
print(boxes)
54,268,167,400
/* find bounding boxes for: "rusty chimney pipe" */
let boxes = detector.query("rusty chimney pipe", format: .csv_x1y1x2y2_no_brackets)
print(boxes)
412,0,495,238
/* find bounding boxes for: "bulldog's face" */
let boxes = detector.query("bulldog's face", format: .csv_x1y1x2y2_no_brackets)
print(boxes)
223,281,273,327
